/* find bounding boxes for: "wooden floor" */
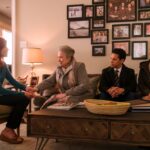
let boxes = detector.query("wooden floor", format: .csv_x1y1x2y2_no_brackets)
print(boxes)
0,123,147,150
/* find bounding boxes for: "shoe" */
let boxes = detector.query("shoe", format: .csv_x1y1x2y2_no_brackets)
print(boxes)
0,134,24,144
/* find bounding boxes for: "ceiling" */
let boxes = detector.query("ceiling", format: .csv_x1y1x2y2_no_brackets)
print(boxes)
0,0,11,18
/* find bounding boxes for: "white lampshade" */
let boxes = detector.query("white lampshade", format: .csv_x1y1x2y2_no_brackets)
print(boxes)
22,48,43,65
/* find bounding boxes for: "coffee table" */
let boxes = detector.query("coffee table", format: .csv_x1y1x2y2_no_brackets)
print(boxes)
27,105,150,150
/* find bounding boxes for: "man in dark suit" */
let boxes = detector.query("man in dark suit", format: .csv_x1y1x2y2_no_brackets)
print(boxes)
99,48,137,101
138,60,150,99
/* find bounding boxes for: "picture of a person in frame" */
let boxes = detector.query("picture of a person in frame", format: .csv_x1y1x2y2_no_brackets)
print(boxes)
140,0,150,7
133,25,142,36
86,6,93,17
146,24,150,35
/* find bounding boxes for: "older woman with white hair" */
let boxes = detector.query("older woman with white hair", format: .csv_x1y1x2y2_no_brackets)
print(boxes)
34,45,93,109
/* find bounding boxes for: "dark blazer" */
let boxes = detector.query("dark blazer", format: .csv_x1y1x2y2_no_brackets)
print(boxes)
138,60,150,96
99,64,137,94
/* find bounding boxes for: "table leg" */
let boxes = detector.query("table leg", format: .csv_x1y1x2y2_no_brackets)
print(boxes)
35,137,49,150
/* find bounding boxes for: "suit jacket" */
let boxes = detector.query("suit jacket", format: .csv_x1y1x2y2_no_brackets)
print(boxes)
99,64,137,94
138,60,150,96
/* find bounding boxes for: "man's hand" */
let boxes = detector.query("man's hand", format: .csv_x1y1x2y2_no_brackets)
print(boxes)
26,86,37,93
107,87,125,98
24,91,35,98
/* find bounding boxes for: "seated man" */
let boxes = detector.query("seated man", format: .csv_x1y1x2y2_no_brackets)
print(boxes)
99,48,137,101
138,60,150,100
34,45,93,110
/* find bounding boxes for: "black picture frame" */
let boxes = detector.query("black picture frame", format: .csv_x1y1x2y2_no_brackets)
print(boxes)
94,4,105,18
112,41,130,56
92,18,105,28
92,46,105,56
139,0,150,9
67,4,84,20
112,24,130,40
107,0,137,22
68,20,90,38
85,5,94,18
92,0,104,4
138,9,150,20
144,22,150,36
132,41,148,60
132,23,143,37
91,29,109,44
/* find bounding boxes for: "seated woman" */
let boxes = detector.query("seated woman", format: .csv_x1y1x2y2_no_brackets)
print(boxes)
138,60,150,100
34,45,93,109
0,37,35,144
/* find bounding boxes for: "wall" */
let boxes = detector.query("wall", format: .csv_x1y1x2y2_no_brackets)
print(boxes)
15,0,150,82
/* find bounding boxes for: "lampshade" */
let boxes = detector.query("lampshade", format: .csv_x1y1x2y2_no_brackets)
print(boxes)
22,48,43,65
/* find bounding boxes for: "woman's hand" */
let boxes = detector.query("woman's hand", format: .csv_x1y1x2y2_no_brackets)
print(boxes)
24,91,35,98
26,86,37,93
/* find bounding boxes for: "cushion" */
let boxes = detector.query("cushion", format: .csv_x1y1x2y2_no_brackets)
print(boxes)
0,105,12,115
89,76,100,97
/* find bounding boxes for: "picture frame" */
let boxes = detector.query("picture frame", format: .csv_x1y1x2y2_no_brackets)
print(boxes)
138,10,150,20
112,41,130,56
132,23,143,37
91,29,109,44
112,24,130,39
107,0,137,22
67,5,84,19
94,4,105,18
92,0,104,4
92,46,105,56
132,41,148,60
92,18,105,28
139,0,150,8
85,5,93,18
68,20,90,38
30,76,39,87
144,22,150,36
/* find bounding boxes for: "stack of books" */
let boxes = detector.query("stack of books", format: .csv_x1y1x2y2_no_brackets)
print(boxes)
131,103,150,112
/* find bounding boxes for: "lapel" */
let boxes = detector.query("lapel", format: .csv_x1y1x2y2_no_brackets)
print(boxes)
119,64,126,84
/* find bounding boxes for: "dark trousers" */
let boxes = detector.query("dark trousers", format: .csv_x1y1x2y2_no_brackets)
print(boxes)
100,92,136,101
0,95,30,129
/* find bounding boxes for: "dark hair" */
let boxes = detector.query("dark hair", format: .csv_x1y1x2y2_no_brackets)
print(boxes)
112,48,126,60
0,37,6,52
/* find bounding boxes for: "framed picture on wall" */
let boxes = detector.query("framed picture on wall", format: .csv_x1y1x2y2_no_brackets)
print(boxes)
92,46,105,56
92,0,104,4
112,41,130,56
107,0,137,22
138,10,150,20
67,5,84,19
91,29,109,44
139,0,150,8
112,24,130,39
94,4,105,18
92,18,105,28
68,20,90,38
132,23,143,37
132,41,148,59
85,5,93,18
144,23,150,36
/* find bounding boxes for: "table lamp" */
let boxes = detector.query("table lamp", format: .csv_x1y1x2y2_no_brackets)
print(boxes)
22,48,44,77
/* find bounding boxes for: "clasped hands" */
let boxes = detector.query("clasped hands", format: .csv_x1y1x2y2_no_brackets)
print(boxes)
23,86,38,98
107,86,125,98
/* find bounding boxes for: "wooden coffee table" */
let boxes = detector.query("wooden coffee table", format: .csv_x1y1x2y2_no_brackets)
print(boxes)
27,105,150,150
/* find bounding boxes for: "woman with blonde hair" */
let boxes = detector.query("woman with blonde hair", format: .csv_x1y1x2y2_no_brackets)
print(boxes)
0,37,34,144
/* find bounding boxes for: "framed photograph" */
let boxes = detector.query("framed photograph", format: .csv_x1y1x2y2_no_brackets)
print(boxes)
139,0,150,8
138,10,150,20
132,41,148,60
67,5,84,19
85,5,93,18
132,23,143,37
144,23,150,36
94,4,105,18
92,0,104,4
112,41,130,56
92,46,105,56
107,0,137,22
30,76,39,87
68,20,90,38
112,24,130,39
91,29,109,44
92,18,105,28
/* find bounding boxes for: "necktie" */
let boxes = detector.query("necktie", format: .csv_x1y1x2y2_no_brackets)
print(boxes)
114,69,119,86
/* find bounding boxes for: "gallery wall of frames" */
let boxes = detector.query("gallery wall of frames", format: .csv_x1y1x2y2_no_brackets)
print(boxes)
67,0,150,59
